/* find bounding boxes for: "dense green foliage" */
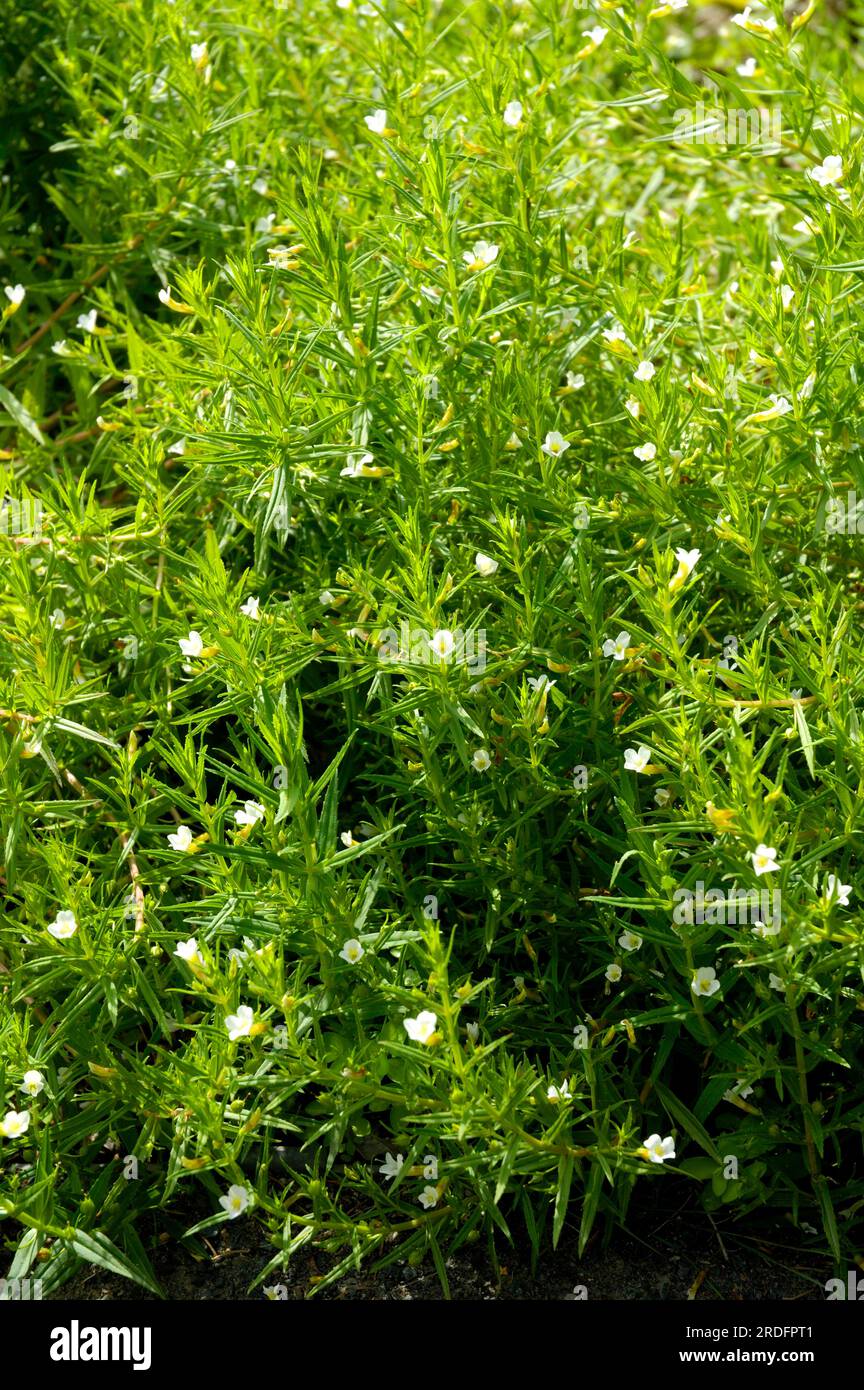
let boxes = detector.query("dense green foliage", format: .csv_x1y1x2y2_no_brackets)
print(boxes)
1,0,864,1296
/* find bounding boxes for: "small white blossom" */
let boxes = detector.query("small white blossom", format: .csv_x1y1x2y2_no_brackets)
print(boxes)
633,442,656,462
542,430,569,458
503,100,523,128
174,937,200,963
364,109,388,135
403,1010,437,1044
547,1080,572,1102
0,1110,30,1139
809,154,843,187
602,631,630,662
750,843,779,876
475,552,499,576
472,748,492,772
234,800,265,827
634,360,656,382
224,1004,255,1040
463,240,499,272
20,1071,45,1098
167,824,194,852
48,909,78,940
378,1152,404,1180
623,745,652,773
219,1184,252,1219
240,595,260,620
618,931,642,953
824,873,852,907
643,1134,676,1164
691,966,720,998
179,630,204,658
339,938,365,964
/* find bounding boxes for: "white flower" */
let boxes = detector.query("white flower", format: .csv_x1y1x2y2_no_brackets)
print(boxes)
341,451,374,477
654,787,670,807
49,608,65,629
670,547,701,588
48,909,78,940
475,552,499,576
634,360,656,382
224,1004,255,1040
167,824,194,852
0,1110,30,1139
167,438,186,457
466,1021,479,1041
179,630,204,658
737,57,757,77
20,1070,45,1098
582,26,607,46
429,629,455,661
547,1080,572,1102
219,1184,252,1219
602,631,630,662
340,830,356,848
418,1185,439,1209
174,937,200,963
633,442,656,462
403,1010,437,1044
339,938,365,964
503,100,523,128
618,931,642,953
76,309,98,334
824,873,852,907
752,393,793,421
240,595,260,620
52,340,69,355
809,154,843,187
364,108,388,135
234,800,265,827
158,286,173,306
472,748,492,772
542,430,570,457
691,966,720,998
319,589,334,606
506,431,522,449
751,919,781,938
4,284,25,307
732,6,777,30
768,972,785,993
463,240,499,272
190,41,209,67
603,325,629,345
750,843,779,876
623,745,652,773
527,674,556,694
624,396,641,418
780,284,795,310
378,1152,404,1180
643,1134,676,1164
605,963,622,983
567,371,585,390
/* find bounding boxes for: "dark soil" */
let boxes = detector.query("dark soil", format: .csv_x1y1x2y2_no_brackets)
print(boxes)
51,1193,834,1301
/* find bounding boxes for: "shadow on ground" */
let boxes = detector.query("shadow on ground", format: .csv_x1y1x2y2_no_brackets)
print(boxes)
51,1192,834,1301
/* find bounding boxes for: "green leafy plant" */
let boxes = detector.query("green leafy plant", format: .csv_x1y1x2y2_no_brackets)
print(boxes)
1,0,863,1298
